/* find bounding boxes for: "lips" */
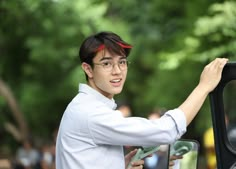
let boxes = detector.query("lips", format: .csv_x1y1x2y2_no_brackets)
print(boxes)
110,79,122,83
110,78,123,87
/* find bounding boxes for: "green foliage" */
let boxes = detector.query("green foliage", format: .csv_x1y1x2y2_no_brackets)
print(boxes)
1,0,236,154
160,1,236,68
0,0,113,141
105,0,215,119
157,1,236,133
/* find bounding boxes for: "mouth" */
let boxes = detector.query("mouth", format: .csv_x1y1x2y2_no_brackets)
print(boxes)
110,78,122,84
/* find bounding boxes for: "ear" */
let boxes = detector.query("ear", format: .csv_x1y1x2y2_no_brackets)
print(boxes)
81,62,93,78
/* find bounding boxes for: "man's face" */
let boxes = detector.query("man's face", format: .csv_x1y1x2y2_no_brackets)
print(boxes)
84,49,128,99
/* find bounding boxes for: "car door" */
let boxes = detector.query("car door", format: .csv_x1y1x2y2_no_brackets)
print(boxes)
209,62,236,169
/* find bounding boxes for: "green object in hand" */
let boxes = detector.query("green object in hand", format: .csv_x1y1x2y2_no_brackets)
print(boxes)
127,146,160,168
170,141,194,156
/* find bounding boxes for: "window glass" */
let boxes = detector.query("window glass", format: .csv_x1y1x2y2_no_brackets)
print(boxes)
223,80,236,149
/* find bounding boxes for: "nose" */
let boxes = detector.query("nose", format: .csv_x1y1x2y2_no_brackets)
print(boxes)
112,63,122,74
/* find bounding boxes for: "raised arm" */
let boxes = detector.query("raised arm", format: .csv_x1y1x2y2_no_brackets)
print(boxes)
178,58,228,125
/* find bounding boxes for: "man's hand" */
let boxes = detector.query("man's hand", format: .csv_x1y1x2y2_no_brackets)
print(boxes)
169,155,183,169
125,149,144,169
199,58,228,93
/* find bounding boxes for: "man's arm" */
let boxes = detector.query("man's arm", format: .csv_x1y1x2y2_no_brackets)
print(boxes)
178,58,228,125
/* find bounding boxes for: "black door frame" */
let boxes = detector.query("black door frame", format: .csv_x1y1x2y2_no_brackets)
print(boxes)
209,62,236,169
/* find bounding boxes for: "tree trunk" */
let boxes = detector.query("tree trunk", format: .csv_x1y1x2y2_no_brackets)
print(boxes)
0,78,29,142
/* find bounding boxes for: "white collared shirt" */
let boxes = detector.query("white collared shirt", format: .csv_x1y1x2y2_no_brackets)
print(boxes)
56,83,186,169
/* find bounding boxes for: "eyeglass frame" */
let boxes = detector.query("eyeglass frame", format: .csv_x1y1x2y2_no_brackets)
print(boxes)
92,59,131,72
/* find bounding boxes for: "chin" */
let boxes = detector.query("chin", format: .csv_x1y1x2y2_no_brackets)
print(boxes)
112,89,123,95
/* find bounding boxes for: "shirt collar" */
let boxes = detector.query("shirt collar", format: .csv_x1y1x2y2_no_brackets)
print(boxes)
78,83,117,110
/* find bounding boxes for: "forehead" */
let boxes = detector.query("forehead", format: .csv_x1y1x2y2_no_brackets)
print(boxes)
94,49,126,61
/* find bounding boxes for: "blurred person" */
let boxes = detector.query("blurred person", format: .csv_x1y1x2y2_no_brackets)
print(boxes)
117,100,132,117
15,139,40,169
203,127,216,169
38,142,55,169
0,159,12,169
55,31,228,169
147,108,166,120
203,114,236,169
203,115,229,169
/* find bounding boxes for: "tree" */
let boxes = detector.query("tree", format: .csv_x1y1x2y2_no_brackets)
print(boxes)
0,0,129,153
1,0,233,156
159,1,236,133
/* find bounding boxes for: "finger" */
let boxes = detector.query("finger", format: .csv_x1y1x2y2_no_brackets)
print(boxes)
130,159,144,169
211,58,228,70
125,149,138,161
174,155,183,160
132,159,144,166
211,58,228,76
204,58,220,72
130,149,138,155
201,58,228,84
169,155,182,160
130,165,143,169
169,161,175,167
206,58,228,69
169,156,175,161
146,154,153,158
218,58,228,69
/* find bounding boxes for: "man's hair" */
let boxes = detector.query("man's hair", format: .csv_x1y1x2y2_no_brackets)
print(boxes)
79,31,132,65
79,31,132,80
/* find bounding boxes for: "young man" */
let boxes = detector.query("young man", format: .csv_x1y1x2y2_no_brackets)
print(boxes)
56,31,228,169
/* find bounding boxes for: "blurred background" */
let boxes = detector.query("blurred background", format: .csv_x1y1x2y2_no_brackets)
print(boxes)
0,0,236,168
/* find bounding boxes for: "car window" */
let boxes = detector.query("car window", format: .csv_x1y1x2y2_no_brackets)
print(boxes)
223,80,236,150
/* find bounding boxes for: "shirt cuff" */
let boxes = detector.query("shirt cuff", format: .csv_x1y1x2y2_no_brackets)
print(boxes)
166,108,187,138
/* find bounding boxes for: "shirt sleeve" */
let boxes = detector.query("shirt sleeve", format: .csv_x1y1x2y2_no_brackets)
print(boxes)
88,107,187,147
165,108,187,138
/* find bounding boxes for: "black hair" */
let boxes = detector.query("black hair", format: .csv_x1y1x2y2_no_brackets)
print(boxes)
79,31,132,80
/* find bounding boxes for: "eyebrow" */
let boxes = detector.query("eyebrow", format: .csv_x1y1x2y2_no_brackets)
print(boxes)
99,56,126,62
99,57,112,62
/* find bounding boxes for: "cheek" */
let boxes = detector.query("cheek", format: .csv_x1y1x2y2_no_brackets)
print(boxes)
123,70,128,79
93,71,108,85
121,70,127,82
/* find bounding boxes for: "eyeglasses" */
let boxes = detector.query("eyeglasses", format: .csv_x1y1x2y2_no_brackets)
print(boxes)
93,60,130,72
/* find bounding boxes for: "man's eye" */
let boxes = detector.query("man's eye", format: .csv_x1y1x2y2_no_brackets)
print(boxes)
102,62,112,67
120,60,127,65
